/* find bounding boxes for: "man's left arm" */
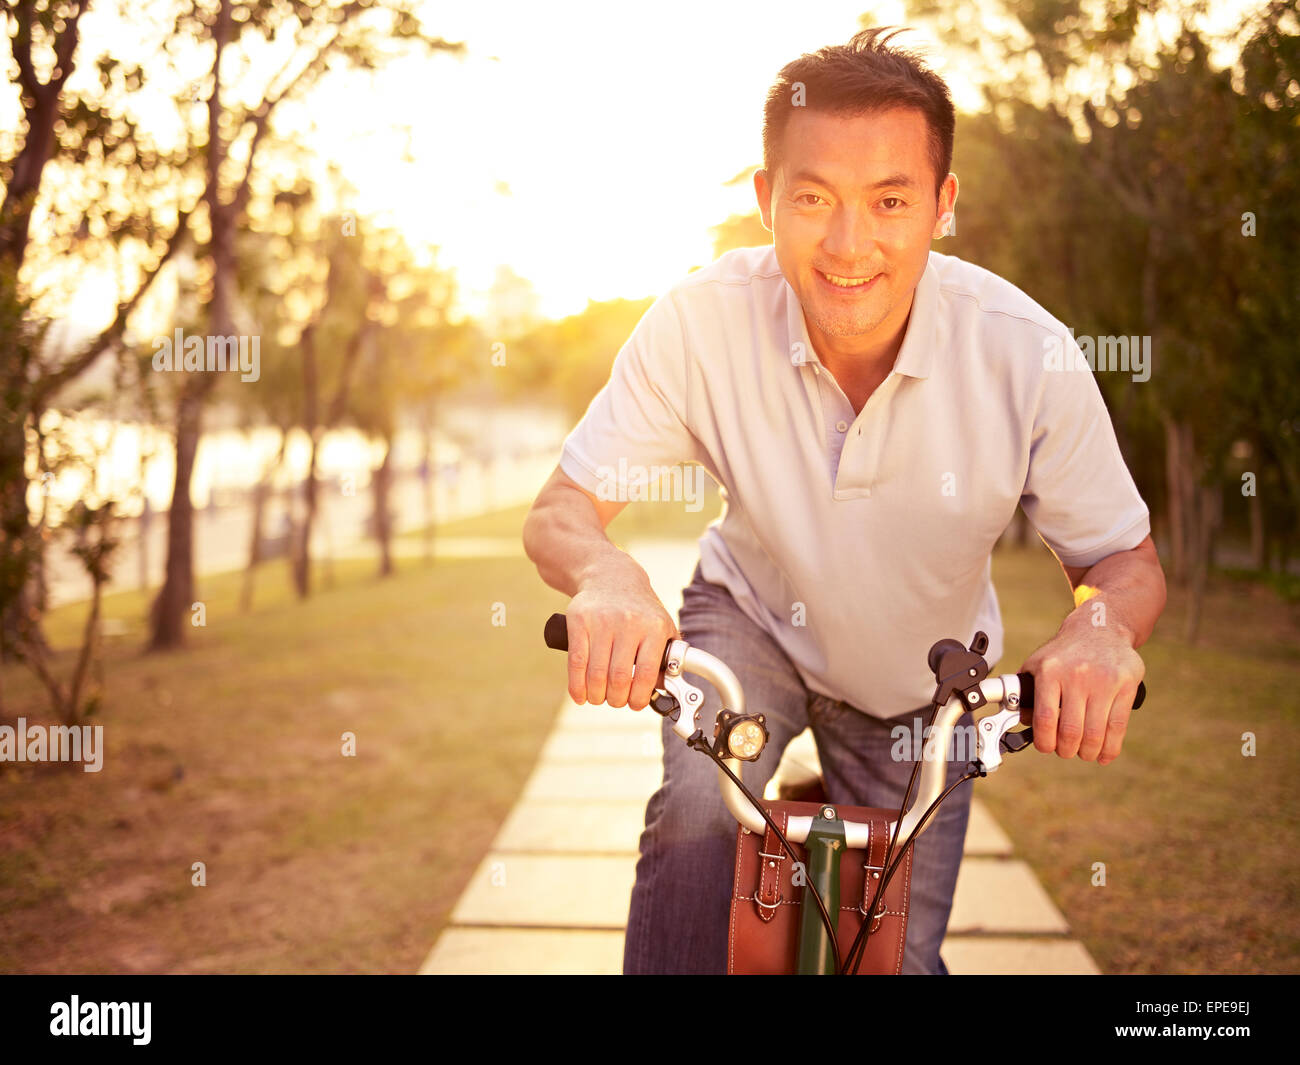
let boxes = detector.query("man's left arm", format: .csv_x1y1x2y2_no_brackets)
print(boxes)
1020,533,1167,765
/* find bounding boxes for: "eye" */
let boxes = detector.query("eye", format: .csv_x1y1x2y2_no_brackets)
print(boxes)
879,196,906,210
795,193,826,207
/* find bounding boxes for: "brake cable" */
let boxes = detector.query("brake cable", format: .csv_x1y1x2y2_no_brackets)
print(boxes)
839,698,935,975
843,759,982,975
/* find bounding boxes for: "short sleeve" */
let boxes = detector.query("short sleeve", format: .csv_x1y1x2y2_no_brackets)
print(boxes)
1020,337,1151,569
559,292,706,497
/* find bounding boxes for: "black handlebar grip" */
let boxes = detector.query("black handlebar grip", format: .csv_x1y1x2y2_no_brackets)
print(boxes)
1016,672,1146,710
544,613,569,652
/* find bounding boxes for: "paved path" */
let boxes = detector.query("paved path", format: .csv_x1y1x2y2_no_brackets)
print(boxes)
421,539,1100,975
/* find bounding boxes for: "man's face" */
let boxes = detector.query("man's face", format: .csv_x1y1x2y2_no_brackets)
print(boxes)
755,107,957,348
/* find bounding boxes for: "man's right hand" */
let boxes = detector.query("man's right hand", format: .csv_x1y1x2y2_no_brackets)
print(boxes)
564,559,678,711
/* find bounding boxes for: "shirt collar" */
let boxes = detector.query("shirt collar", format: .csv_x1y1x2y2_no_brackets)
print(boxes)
784,252,939,380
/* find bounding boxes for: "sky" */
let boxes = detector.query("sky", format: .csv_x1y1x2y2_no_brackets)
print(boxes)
295,0,977,321
31,0,1260,335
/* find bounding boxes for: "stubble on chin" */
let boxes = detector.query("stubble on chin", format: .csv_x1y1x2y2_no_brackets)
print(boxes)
804,299,889,341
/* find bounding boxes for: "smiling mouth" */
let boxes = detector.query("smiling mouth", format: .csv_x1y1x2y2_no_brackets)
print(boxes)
818,269,880,289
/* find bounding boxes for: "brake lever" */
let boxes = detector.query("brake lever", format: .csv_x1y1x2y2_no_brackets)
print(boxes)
653,671,704,742
974,706,1033,774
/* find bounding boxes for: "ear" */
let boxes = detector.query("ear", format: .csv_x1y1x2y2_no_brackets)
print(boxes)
932,172,959,239
753,169,775,232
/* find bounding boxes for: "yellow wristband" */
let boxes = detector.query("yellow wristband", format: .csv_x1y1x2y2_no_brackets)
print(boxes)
1073,583,1101,608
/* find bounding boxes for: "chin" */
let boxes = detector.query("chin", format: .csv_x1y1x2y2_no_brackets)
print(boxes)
807,303,889,340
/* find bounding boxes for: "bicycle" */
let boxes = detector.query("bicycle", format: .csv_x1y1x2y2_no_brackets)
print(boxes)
544,612,1147,975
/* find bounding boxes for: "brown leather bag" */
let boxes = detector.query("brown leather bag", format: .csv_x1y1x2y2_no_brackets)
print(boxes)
727,799,912,975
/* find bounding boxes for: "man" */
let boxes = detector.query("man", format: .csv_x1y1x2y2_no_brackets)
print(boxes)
522,27,1166,975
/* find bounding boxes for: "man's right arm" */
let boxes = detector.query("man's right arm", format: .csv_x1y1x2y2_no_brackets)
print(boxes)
523,465,678,713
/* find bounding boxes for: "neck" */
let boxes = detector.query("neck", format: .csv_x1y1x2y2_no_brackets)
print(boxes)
806,294,915,410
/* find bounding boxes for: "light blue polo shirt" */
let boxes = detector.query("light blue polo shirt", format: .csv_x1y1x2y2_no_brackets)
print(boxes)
560,245,1151,718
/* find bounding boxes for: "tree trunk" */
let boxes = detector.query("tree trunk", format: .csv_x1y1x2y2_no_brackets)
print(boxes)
1185,481,1217,644
1249,486,1265,570
1161,411,1188,585
373,435,394,577
149,383,204,649
1179,423,1219,645
147,0,233,651
292,435,320,598
240,429,286,612
0,408,34,664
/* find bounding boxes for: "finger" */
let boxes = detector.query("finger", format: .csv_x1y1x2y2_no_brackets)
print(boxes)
1032,672,1062,753
628,629,669,711
604,629,640,709
584,627,614,706
566,618,590,704
1077,683,1112,762
1056,679,1088,760
1097,683,1138,766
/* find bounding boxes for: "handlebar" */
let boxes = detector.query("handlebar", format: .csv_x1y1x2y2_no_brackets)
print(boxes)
543,612,1145,847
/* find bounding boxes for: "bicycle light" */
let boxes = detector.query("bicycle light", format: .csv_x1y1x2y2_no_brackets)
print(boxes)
714,710,769,762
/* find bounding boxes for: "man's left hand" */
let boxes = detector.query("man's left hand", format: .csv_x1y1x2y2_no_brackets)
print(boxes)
1018,614,1145,766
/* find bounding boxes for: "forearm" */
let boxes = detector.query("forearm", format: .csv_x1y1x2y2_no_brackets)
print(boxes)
523,482,677,711
1061,541,1167,650
522,491,647,598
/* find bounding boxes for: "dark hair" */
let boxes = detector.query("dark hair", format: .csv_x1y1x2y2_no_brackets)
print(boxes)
761,27,955,197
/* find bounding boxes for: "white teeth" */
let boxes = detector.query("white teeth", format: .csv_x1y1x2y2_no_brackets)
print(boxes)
822,271,875,288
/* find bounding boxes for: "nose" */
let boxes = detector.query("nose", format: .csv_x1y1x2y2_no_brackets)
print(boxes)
822,202,877,265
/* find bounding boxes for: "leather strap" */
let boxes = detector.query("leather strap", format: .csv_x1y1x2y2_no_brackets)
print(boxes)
861,816,887,930
754,812,788,923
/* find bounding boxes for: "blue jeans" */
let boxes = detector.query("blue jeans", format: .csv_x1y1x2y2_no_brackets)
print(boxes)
623,565,973,975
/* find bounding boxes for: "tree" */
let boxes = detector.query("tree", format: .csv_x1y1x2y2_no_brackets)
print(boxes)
1,0,195,664
909,0,1298,637
148,0,464,646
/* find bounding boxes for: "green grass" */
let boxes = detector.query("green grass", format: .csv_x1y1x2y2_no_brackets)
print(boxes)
981,543,1300,974
0,546,569,974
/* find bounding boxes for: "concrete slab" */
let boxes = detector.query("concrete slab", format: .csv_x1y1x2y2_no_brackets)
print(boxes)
422,928,1100,976
521,761,663,801
947,859,1070,934
421,928,624,975
941,936,1101,975
964,799,1014,856
557,699,662,733
493,800,648,854
540,729,662,762
450,853,636,928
